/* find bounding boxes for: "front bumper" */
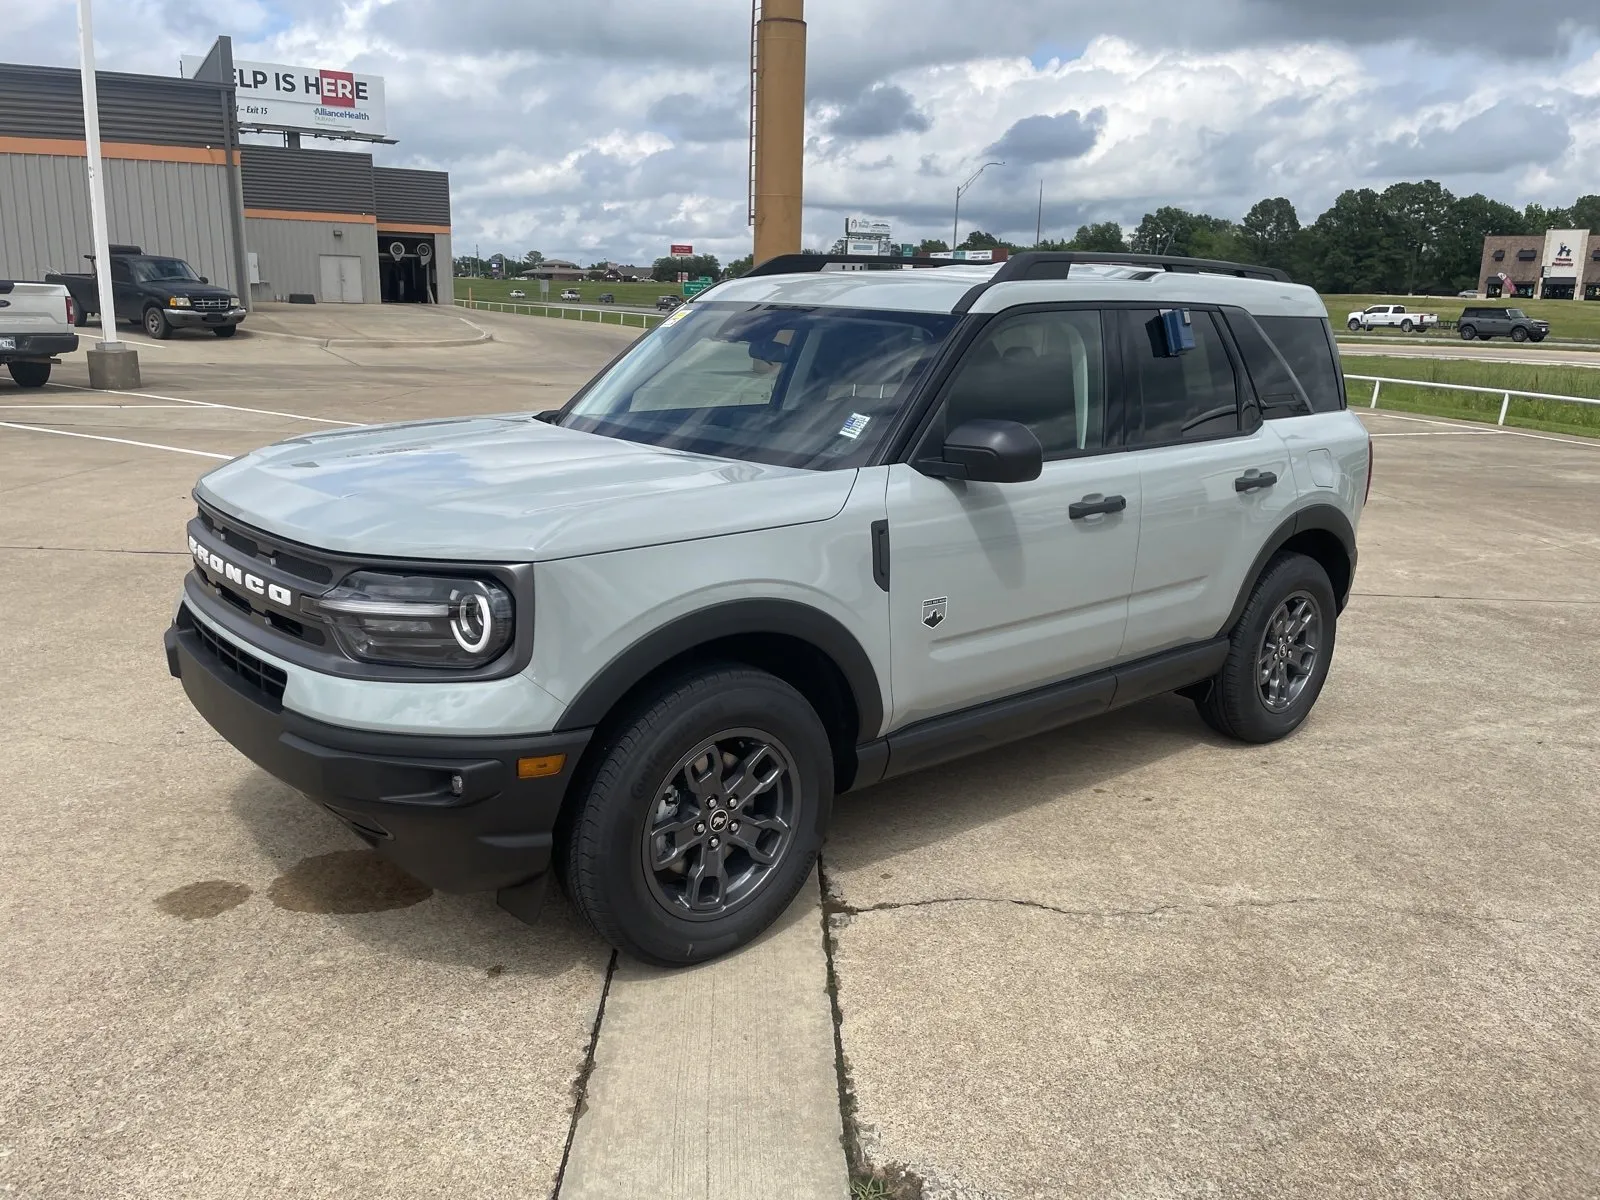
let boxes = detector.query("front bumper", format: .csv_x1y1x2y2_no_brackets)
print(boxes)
0,332,79,359
165,307,246,329
164,612,591,897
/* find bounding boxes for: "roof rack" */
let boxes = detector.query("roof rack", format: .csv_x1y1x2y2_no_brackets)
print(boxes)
744,253,976,277
949,251,1290,314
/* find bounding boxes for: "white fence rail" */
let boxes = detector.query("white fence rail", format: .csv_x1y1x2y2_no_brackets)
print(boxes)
1346,373,1600,426
453,298,661,330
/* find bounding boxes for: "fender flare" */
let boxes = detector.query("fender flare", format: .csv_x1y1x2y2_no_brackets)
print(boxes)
1217,504,1357,637
554,598,885,741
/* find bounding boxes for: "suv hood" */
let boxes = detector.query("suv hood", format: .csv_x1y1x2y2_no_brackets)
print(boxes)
195,416,856,562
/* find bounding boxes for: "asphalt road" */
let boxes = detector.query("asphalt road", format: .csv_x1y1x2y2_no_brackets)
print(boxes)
1339,340,1600,368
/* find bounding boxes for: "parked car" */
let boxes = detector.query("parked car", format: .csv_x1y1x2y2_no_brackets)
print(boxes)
656,294,683,311
164,249,1369,965
508,289,526,298
1457,290,1478,298
1344,304,1438,334
1457,306,1549,343
560,289,582,301
46,244,245,339
597,293,616,304
0,279,78,387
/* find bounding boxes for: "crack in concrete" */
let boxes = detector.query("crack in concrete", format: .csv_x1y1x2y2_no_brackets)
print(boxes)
1353,590,1600,606
549,949,616,1200
0,544,189,556
827,893,1561,928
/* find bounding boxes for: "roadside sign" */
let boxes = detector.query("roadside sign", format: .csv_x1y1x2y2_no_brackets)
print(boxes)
696,276,712,283
901,244,916,256
539,278,550,297
683,281,711,296
670,244,693,255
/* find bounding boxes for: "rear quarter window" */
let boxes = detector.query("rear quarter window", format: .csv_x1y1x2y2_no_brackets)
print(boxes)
1256,315,1346,413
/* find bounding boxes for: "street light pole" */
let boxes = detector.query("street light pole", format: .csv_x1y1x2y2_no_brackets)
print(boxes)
952,160,1003,252
77,0,139,388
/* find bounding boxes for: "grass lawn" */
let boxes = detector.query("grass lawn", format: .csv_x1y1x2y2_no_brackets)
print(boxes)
1321,293,1600,344
1344,355,1600,437
455,277,686,307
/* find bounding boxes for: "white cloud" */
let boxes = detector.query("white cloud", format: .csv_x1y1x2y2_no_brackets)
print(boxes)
9,0,1600,264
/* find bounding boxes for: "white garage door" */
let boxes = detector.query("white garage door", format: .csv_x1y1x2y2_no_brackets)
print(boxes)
318,255,364,303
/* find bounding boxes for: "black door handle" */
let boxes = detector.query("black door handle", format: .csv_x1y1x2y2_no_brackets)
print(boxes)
1069,494,1127,520
1235,470,1278,493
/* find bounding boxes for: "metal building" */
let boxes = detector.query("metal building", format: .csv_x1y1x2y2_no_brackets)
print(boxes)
0,47,451,307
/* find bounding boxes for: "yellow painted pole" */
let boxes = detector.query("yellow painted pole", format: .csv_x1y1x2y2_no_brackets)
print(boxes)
753,0,805,264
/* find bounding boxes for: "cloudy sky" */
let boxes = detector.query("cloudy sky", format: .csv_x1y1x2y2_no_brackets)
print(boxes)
12,0,1600,264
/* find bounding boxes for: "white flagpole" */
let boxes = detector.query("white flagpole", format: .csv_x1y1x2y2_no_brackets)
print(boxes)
77,0,118,347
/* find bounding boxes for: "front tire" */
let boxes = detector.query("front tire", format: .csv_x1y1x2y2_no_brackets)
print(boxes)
1195,552,1338,744
6,361,51,388
1512,327,1529,343
1347,318,1362,332
560,666,833,965
143,307,171,339
1400,319,1414,332
213,325,238,338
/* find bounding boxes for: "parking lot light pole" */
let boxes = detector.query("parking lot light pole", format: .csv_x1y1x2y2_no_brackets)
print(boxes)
953,161,1003,253
77,0,139,389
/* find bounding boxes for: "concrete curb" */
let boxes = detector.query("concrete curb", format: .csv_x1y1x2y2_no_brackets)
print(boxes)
242,326,494,349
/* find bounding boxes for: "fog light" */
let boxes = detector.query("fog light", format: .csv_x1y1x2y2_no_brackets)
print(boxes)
517,754,566,779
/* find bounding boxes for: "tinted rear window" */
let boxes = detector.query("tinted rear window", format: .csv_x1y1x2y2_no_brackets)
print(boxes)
1222,310,1311,418
1257,316,1345,413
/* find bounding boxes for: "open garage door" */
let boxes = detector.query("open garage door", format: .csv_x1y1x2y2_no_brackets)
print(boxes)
379,235,438,303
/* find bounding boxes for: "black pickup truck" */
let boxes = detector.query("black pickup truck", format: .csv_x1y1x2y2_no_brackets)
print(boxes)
48,245,246,340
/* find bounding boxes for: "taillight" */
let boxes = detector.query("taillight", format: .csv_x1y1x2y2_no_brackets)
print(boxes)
65,296,75,326
1364,438,1374,505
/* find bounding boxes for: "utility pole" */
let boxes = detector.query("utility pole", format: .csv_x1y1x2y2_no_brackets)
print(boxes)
953,161,1003,252
751,0,806,264
1035,180,1043,248
78,0,138,388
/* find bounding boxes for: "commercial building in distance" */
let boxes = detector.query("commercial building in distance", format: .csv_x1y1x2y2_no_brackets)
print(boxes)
0,37,451,308
1478,229,1600,301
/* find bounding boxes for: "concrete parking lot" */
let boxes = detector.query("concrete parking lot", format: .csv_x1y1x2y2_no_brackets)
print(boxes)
1,305,1596,1199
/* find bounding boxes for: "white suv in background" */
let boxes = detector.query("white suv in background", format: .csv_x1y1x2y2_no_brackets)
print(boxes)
167,251,1371,964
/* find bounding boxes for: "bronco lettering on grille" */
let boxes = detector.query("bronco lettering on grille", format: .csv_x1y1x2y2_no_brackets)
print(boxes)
189,535,293,607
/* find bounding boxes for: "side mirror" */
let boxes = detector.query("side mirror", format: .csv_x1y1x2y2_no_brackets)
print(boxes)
199,276,209,284
923,419,1043,484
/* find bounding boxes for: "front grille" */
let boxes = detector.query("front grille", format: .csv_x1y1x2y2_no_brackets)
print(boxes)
191,296,231,312
190,612,287,704
198,508,334,584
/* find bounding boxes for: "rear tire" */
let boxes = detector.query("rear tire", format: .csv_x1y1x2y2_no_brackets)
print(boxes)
6,361,51,388
559,665,833,965
1195,552,1338,744
143,307,171,339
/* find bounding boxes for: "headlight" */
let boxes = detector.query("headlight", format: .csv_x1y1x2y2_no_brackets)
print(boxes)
229,295,241,307
307,572,514,668
168,296,192,308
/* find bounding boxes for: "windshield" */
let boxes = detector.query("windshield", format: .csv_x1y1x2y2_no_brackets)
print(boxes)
131,258,201,284
561,302,959,468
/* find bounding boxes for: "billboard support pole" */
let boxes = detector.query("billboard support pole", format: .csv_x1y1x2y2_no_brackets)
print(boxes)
77,0,139,388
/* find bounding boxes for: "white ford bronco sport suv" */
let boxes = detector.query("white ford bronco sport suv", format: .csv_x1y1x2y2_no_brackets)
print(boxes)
165,251,1370,964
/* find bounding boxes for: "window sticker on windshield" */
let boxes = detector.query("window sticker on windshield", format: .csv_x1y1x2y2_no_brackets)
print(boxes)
839,413,871,440
659,305,693,328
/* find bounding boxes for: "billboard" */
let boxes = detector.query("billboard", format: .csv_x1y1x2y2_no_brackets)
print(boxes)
846,240,884,256
670,244,694,255
846,217,892,238
182,56,387,138
1542,229,1589,278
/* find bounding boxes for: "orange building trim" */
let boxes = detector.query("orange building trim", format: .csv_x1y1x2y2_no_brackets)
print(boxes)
0,136,235,165
244,208,378,224
376,222,452,235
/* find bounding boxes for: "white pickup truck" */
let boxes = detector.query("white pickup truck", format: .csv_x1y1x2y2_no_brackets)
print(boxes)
0,280,78,387
1344,304,1438,334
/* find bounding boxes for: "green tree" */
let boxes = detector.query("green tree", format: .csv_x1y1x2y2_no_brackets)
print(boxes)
651,253,721,282
1382,180,1455,292
1239,198,1300,271
959,229,1020,252
724,254,754,278
1067,221,1127,252
916,238,950,255
1523,202,1572,231
1438,193,1526,292
1305,188,1409,293
1569,195,1600,231
1130,206,1199,254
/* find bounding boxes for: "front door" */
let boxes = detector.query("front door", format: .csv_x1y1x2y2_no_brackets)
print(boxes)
318,255,364,303
885,307,1140,729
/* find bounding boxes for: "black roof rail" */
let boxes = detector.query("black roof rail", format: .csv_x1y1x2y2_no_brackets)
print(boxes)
949,251,1290,314
744,253,977,278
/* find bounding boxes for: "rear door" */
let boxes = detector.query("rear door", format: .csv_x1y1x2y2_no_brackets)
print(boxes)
1117,307,1296,659
885,306,1141,728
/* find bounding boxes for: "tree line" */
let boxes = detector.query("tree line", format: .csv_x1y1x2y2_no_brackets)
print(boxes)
954,185,1600,295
